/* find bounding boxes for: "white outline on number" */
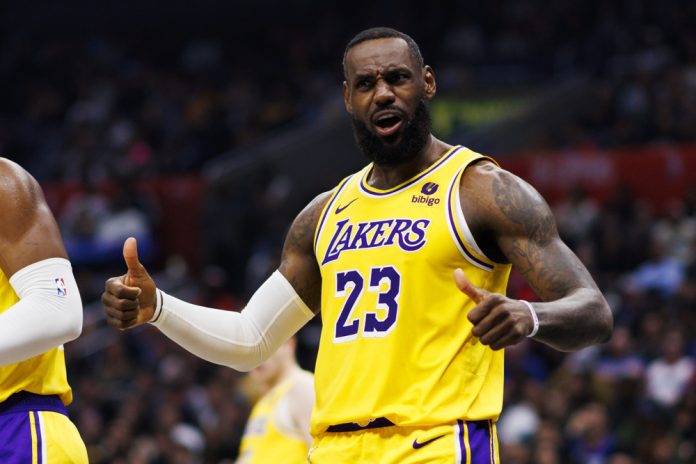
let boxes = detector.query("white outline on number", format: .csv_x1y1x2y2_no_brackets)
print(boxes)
362,266,400,338
333,269,363,343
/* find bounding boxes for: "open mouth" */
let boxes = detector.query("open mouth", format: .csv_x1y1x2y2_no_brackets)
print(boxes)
373,112,404,137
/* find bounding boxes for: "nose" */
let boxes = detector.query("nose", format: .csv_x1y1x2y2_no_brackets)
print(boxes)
373,79,395,106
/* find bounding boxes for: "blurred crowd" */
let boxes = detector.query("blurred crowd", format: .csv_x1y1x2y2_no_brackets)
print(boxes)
2,0,696,183
1,0,696,462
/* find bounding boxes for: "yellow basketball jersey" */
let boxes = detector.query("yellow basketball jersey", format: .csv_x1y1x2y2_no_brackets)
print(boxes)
0,268,73,405
311,146,511,435
238,373,310,464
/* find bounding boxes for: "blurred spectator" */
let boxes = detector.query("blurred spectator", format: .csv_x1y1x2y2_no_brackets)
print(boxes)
553,185,599,249
594,326,644,382
566,402,616,464
643,329,695,411
60,170,158,267
623,233,685,297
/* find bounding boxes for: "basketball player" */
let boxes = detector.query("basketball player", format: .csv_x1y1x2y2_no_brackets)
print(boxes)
0,159,88,462
236,338,314,464
102,27,613,463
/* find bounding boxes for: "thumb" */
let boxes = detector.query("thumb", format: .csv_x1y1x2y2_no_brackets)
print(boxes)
123,237,145,279
453,268,487,304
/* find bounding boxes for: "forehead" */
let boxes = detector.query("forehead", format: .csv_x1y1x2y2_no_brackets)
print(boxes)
345,37,416,78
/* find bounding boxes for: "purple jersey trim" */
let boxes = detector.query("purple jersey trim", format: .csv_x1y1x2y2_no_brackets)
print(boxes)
446,171,494,271
359,146,463,197
0,392,67,417
457,419,495,464
314,174,354,255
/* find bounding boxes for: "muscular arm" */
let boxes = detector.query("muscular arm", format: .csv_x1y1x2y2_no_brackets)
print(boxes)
460,161,612,351
0,159,82,365
278,192,330,314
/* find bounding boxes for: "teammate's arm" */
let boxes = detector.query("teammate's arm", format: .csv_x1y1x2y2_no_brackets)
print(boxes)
282,373,315,446
102,191,330,371
455,161,613,352
0,158,83,366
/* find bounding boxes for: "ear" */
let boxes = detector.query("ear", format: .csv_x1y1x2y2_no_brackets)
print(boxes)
343,81,353,113
423,65,437,100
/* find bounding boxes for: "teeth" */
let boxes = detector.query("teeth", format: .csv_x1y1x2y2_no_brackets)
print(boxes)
376,113,399,122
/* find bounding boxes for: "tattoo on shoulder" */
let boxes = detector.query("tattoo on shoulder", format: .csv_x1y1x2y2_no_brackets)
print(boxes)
492,173,555,245
288,208,319,253
280,194,330,313
492,173,575,299
282,193,331,264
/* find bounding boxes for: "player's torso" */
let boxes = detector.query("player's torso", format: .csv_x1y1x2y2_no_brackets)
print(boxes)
0,269,72,405
312,146,511,434
238,375,309,464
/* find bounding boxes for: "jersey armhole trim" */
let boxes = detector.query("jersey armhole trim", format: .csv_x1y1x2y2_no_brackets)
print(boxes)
446,158,504,271
313,174,355,256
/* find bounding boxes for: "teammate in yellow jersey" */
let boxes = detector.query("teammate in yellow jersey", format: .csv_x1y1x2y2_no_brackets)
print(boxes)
102,27,613,463
236,338,314,464
0,158,88,463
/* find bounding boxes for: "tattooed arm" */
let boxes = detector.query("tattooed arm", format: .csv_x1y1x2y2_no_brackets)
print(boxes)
278,192,331,314
456,161,612,352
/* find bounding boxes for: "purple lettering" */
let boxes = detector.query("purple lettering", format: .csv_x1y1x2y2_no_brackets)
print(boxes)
384,219,412,246
350,221,377,249
322,219,350,264
399,219,430,251
368,220,393,247
322,218,430,264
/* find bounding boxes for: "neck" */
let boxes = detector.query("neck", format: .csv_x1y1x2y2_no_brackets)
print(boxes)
367,136,452,190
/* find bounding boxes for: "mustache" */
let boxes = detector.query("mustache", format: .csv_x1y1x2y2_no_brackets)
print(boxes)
351,97,431,165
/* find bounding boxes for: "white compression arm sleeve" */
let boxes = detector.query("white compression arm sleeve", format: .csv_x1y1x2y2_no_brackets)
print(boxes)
0,258,83,366
150,270,315,372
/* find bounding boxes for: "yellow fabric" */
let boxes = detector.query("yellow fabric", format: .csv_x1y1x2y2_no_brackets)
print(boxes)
312,146,511,435
33,411,88,463
29,412,37,464
0,269,73,405
238,376,310,464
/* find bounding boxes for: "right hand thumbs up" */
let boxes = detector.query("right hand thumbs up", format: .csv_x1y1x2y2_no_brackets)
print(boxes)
102,237,157,329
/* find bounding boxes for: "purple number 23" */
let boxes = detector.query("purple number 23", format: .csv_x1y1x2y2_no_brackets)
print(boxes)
334,266,401,343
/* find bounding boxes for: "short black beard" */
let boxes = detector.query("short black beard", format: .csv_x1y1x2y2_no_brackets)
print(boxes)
351,98,431,165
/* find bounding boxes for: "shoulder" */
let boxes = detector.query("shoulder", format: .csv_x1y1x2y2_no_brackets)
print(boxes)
286,189,337,246
0,159,67,275
0,158,38,198
0,159,43,225
459,160,557,260
297,190,334,223
461,160,554,231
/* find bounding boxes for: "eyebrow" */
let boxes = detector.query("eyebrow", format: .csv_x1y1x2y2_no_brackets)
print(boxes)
352,65,411,80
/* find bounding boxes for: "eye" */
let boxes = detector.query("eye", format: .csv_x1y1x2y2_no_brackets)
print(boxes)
356,78,373,90
386,72,409,85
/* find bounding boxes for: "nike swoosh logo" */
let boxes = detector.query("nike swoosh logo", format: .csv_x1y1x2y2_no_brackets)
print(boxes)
412,434,445,449
335,198,358,215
